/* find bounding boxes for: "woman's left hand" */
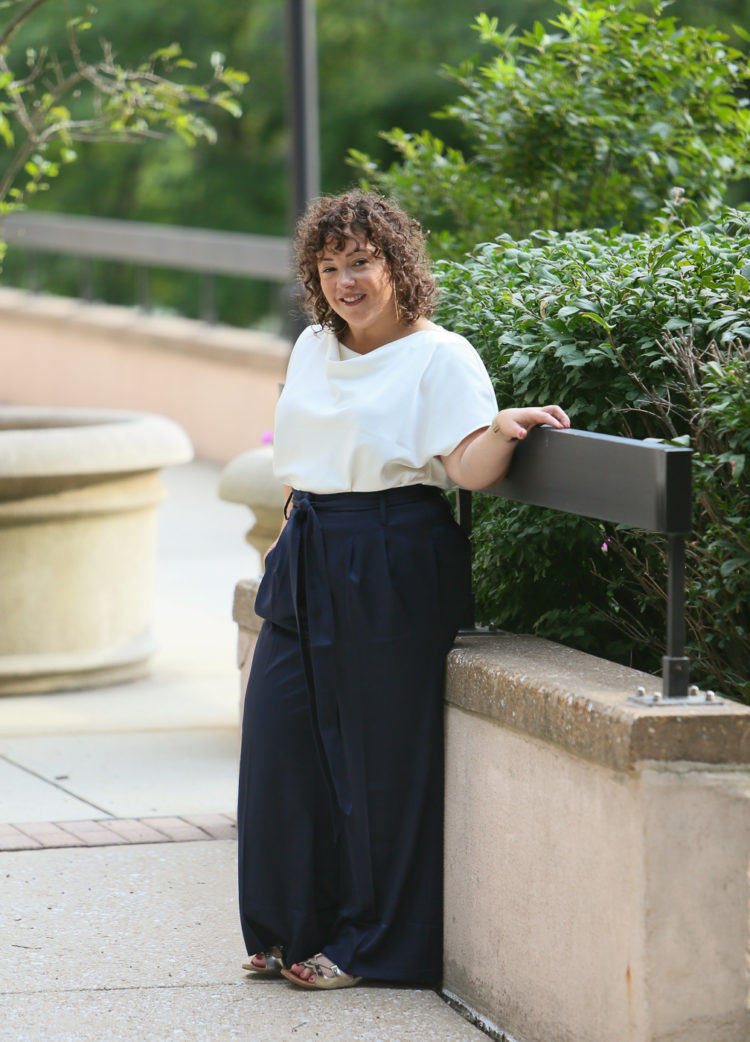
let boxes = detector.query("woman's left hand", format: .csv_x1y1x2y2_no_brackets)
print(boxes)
492,404,570,441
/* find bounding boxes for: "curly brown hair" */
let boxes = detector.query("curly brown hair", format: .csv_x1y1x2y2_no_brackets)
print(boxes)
294,190,437,334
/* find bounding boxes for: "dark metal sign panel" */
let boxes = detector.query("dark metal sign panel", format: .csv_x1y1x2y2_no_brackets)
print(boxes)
486,426,692,534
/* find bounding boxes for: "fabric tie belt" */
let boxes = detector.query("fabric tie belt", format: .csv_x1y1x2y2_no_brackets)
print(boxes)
286,491,351,815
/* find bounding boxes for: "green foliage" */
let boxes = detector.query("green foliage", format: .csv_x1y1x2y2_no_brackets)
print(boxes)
0,0,247,216
352,0,750,254
435,204,750,701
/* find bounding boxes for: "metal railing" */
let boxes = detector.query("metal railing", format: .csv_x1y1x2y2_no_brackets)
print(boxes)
1,211,293,322
457,425,698,703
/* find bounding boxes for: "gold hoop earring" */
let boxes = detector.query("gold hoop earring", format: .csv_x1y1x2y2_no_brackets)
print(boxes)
393,287,402,324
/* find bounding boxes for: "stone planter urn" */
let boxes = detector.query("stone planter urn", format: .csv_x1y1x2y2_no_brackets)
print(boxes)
0,406,193,695
218,445,285,560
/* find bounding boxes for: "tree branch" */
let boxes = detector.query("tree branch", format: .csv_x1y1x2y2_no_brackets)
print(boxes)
0,0,54,50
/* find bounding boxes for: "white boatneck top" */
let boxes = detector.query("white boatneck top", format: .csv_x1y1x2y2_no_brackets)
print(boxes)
272,324,498,493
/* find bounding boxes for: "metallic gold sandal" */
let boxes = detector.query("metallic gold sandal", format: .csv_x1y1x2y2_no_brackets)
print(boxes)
242,945,285,975
281,953,363,990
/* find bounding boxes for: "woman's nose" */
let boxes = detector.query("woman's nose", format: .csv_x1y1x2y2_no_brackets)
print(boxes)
339,266,355,287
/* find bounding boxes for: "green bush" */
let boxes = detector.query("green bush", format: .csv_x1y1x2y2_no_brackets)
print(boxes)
352,0,750,252
435,205,750,702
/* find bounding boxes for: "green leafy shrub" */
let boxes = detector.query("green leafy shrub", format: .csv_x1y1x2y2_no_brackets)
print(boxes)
351,0,750,253
435,206,750,702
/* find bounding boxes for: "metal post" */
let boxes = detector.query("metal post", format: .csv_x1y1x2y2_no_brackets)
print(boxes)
200,273,217,324
287,0,320,221
79,257,94,302
26,249,41,293
456,488,473,540
456,489,477,632
136,267,150,312
662,533,690,699
286,0,320,342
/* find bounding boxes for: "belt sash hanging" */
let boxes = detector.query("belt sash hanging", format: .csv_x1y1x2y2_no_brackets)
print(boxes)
287,493,353,817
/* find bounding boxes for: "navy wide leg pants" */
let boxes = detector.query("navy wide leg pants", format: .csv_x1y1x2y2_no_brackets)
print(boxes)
237,485,471,984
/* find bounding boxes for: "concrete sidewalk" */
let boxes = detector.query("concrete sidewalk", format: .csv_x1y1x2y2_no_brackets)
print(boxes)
0,461,487,1041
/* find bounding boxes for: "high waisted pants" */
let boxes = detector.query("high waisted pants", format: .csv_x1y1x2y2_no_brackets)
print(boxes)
237,484,471,984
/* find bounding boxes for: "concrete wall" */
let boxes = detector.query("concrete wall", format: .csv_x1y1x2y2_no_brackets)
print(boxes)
233,581,750,1042
444,637,750,1042
0,288,289,464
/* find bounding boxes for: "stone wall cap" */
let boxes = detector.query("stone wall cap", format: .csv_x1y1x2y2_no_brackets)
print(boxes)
447,633,750,770
0,288,290,372
0,406,194,477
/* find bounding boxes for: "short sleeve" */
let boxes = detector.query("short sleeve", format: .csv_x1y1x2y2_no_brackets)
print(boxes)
416,336,498,460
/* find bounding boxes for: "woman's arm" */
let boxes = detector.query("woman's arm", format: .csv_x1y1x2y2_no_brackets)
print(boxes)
441,405,570,491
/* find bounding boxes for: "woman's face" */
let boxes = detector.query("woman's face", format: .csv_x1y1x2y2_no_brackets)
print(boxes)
316,228,397,340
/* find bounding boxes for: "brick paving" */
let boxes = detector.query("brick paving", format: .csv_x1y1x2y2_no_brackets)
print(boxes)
0,812,237,851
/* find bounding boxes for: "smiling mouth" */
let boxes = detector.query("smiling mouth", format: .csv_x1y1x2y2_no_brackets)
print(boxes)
340,294,365,306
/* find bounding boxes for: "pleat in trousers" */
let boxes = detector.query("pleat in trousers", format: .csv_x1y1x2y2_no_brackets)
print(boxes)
237,484,471,984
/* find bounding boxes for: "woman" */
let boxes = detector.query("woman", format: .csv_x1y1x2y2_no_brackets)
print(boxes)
237,191,569,990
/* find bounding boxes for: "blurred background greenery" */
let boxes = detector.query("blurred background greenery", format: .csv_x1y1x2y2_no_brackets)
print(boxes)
2,0,749,326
